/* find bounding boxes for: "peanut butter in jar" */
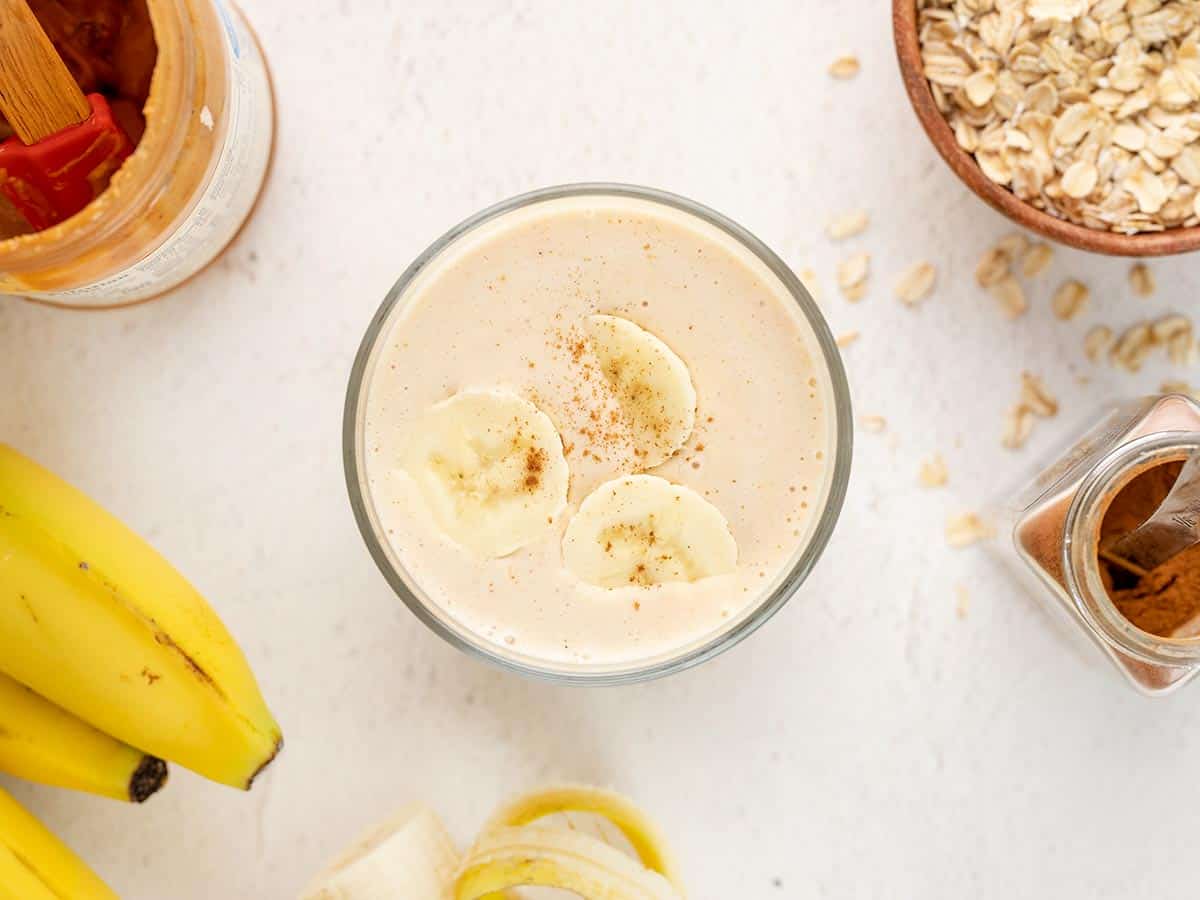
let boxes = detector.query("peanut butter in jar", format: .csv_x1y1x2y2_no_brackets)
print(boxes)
0,0,273,309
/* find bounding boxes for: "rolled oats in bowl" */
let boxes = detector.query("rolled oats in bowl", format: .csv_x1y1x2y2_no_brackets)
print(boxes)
918,0,1200,234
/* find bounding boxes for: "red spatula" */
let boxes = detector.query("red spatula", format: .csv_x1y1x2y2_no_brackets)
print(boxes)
0,0,133,232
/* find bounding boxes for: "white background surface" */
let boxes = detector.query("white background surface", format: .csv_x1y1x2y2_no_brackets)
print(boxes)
4,1,1200,897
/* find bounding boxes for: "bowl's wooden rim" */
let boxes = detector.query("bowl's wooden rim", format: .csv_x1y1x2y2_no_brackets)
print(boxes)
892,0,1200,257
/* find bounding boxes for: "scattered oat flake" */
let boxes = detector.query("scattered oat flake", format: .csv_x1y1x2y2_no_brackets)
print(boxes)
894,261,937,306
976,245,1012,288
1129,264,1155,298
836,330,860,348
919,454,948,488
828,54,860,79
1084,325,1114,363
1020,243,1054,279
826,209,869,240
946,513,994,549
1001,404,1035,450
1020,372,1058,418
1050,279,1089,321
989,274,1027,319
1111,322,1156,373
955,584,970,620
837,253,870,300
859,415,887,433
1153,314,1194,366
995,233,1029,259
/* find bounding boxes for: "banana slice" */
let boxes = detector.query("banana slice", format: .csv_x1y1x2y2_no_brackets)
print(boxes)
586,315,697,469
563,475,737,588
402,390,569,558
301,804,459,900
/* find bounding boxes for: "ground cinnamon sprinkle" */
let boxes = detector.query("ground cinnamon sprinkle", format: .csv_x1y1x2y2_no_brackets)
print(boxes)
522,446,547,491
1099,462,1200,638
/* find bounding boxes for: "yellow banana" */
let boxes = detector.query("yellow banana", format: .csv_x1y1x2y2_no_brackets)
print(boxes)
0,785,118,899
0,444,282,789
0,670,167,803
0,841,59,900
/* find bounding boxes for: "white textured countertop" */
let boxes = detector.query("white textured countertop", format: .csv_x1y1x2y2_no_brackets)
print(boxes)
4,1,1200,897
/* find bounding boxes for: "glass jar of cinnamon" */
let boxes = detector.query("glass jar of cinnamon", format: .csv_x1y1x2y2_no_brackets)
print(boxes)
0,0,272,309
1009,393,1200,696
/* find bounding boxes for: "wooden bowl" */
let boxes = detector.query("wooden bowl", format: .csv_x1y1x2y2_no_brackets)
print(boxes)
893,0,1200,257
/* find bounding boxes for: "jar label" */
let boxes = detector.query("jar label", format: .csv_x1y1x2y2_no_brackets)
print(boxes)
28,0,273,307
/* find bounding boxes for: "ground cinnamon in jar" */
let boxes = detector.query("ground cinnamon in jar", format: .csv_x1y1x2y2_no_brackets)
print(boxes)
1008,395,1200,695
1098,461,1200,638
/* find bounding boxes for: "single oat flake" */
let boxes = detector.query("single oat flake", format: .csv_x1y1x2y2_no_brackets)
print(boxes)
1020,372,1059,418
1111,322,1157,373
1153,314,1195,366
919,454,949,488
989,274,1027,319
946,513,995,549
836,330,860,348
828,54,861,79
1050,280,1089,321
837,252,870,301
1002,403,1035,450
1084,325,1114,363
1129,263,1155,297
895,261,937,306
859,415,887,433
1020,243,1054,279
976,236,1022,288
826,209,869,240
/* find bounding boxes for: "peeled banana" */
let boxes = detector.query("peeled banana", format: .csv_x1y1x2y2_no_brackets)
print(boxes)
0,785,118,900
586,314,697,469
302,804,459,900
304,785,684,900
563,474,737,587
0,670,166,803
402,389,570,557
0,444,282,790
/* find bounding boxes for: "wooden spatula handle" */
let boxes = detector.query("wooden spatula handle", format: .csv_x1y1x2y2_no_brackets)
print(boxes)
0,0,90,144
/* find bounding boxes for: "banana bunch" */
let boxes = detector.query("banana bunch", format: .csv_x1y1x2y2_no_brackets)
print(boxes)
303,785,685,899
403,314,737,584
0,444,283,894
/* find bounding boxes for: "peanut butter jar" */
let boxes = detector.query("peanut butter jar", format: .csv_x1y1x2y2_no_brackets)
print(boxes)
0,0,273,309
1006,394,1200,697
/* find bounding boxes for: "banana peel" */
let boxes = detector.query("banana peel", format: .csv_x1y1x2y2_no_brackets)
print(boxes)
303,785,684,900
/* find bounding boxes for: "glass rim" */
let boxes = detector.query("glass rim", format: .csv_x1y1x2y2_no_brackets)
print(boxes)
342,182,854,685
1065,430,1200,666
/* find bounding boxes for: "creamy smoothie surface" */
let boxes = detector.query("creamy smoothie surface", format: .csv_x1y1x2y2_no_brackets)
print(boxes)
362,194,836,668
